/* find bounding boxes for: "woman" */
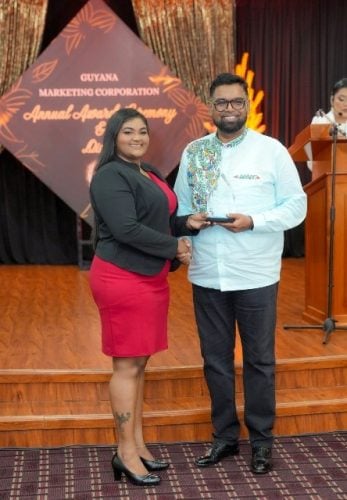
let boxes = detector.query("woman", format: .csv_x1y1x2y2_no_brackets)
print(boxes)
308,78,347,172
311,77,347,135
89,108,207,487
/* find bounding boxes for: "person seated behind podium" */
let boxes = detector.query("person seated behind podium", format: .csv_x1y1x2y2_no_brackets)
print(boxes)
307,78,347,172
89,108,208,487
311,77,347,135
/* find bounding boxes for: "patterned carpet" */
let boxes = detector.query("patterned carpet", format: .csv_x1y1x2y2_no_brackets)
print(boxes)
0,432,346,499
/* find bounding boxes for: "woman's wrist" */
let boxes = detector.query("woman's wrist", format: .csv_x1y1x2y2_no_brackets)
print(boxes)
186,215,193,230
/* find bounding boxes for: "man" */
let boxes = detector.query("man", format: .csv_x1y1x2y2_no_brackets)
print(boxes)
174,73,307,474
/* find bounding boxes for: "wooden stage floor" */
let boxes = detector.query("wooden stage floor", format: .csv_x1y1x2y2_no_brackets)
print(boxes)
0,258,346,447
1,257,346,371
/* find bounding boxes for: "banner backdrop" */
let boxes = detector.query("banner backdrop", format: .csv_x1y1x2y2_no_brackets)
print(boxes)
0,0,212,225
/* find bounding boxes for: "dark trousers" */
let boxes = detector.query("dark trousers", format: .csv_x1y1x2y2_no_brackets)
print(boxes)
192,282,278,448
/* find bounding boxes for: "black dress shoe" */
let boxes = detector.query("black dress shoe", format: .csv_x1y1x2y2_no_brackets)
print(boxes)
140,456,170,471
251,447,272,474
195,442,239,467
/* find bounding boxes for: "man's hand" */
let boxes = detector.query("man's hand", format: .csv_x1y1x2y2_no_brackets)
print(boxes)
213,213,254,232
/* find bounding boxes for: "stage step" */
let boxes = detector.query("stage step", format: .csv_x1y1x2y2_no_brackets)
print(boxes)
0,357,346,447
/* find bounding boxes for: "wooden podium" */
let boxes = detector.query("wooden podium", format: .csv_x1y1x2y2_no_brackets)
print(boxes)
288,124,347,328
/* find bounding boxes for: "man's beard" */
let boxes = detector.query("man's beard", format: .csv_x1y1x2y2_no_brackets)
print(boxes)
213,115,246,135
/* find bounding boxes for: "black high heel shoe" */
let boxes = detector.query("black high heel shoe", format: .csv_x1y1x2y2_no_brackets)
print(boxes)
111,453,161,486
140,456,170,471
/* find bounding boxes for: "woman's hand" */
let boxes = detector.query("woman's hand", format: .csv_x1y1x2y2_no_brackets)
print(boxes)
176,238,191,265
186,213,210,230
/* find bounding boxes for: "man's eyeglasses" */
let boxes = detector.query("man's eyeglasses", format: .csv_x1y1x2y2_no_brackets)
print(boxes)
211,98,247,112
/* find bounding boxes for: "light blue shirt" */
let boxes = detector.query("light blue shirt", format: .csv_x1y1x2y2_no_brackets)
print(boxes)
174,129,307,291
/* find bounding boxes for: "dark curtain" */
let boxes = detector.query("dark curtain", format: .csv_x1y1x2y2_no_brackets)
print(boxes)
235,0,347,256
0,150,78,264
1,0,347,263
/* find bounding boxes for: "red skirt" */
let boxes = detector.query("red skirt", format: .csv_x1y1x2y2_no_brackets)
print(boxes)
89,256,170,357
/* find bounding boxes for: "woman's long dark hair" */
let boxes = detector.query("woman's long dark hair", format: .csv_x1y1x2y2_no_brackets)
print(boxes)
95,108,149,172
91,108,149,248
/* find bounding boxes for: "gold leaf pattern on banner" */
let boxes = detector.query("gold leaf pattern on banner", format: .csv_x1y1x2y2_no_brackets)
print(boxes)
31,60,59,83
64,33,83,55
168,88,210,122
167,87,213,134
148,70,181,93
148,70,213,137
0,122,20,144
0,78,32,143
88,11,115,32
61,3,116,55
15,145,45,172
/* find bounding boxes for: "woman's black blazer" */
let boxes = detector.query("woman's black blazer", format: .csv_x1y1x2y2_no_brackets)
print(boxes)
90,156,196,275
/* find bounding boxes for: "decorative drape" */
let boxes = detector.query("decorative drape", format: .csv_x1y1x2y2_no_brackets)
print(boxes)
0,0,48,151
131,0,235,103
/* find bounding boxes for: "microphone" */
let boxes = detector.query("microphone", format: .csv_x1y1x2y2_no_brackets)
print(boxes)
315,109,346,137
315,109,325,118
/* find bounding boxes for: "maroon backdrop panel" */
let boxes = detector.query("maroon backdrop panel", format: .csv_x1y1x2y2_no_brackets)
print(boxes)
0,0,211,225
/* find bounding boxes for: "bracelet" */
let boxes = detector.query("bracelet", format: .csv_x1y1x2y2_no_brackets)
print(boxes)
248,216,254,230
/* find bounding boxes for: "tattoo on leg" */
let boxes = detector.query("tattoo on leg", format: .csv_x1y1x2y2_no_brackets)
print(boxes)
115,412,131,436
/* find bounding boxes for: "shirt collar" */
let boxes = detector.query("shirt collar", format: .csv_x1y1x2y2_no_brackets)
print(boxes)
214,128,248,148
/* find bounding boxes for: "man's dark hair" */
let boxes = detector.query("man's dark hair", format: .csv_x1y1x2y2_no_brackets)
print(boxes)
209,73,248,97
